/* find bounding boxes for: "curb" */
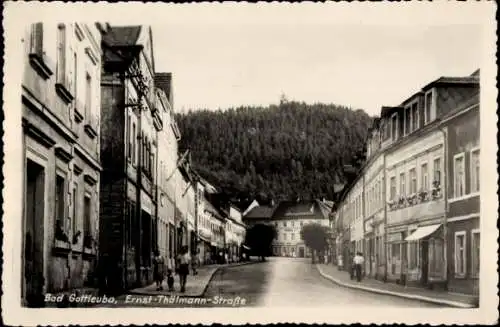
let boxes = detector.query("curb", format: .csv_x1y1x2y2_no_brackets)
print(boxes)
315,264,476,308
129,261,260,298
200,260,261,296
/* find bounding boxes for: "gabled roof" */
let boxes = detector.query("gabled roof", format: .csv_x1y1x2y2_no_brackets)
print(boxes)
103,26,142,46
422,75,479,91
272,200,328,220
243,205,277,220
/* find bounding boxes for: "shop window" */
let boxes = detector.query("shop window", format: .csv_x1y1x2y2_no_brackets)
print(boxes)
454,231,466,277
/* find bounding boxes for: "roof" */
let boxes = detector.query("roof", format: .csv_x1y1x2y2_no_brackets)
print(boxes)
316,200,334,218
422,75,479,91
244,205,277,220
380,106,403,118
103,26,142,46
272,200,329,220
203,198,224,221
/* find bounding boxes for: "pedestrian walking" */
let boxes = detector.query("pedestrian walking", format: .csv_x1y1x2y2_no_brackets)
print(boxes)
191,249,199,276
349,252,355,280
152,250,165,291
166,255,175,291
177,246,191,293
354,252,365,282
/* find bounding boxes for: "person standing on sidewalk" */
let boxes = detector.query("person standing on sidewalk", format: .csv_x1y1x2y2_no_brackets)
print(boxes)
153,250,165,291
353,252,365,282
177,246,191,293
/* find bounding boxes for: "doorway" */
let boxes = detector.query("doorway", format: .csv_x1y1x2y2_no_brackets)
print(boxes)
421,241,429,284
23,160,45,307
299,247,305,258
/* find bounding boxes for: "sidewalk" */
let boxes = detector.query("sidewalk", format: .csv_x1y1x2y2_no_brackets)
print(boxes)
129,261,257,297
316,264,478,308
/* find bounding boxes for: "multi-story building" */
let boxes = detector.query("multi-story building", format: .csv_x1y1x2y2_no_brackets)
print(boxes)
442,75,480,295
333,70,480,293
362,119,385,279
155,72,178,262
99,24,161,291
21,22,107,306
271,200,330,258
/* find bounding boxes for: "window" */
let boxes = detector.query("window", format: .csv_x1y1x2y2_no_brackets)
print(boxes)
390,176,396,201
399,172,406,196
424,90,434,124
132,123,136,165
55,175,66,231
72,182,78,238
283,221,287,228
412,103,419,131
391,113,398,141
405,107,411,135
433,157,441,186
454,154,465,198
454,232,466,277
56,24,67,83
471,230,480,278
29,23,44,56
470,148,480,193
84,195,92,244
409,168,417,194
73,51,78,100
85,73,91,117
291,233,295,240
421,163,428,191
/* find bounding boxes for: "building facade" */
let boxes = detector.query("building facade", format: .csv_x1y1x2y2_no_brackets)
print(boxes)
443,94,480,295
155,73,178,262
270,200,330,258
99,25,161,291
21,22,106,306
332,70,480,293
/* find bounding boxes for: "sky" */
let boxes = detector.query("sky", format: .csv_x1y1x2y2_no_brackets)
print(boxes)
11,2,490,117
148,5,486,116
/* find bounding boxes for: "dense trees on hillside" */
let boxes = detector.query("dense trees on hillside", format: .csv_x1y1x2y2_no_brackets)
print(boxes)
176,98,372,204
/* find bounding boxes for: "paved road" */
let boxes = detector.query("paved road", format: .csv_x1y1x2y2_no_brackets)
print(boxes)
101,257,441,307
204,257,441,307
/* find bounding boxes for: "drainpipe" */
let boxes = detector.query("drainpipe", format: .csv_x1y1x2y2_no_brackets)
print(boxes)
437,125,448,288
134,62,144,288
121,71,128,290
383,154,388,282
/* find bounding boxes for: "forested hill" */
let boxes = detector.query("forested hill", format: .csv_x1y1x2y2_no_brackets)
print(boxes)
175,99,373,205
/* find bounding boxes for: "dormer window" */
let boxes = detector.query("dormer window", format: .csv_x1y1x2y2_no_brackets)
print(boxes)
391,113,398,141
424,89,436,124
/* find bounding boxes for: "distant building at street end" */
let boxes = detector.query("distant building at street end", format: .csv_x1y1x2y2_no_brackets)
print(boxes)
244,200,331,258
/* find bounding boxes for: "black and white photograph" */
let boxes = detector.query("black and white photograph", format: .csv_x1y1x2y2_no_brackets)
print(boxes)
2,1,498,326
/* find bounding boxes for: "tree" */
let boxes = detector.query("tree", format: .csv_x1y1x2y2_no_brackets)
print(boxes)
244,223,277,261
300,223,330,263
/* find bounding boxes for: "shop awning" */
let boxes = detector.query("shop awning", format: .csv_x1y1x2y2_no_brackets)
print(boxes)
405,224,441,241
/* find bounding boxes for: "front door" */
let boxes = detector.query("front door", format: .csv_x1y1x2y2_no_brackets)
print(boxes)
421,241,429,284
23,160,45,307
299,247,305,258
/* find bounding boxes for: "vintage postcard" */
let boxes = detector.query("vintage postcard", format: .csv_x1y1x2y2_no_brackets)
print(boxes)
2,1,498,325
